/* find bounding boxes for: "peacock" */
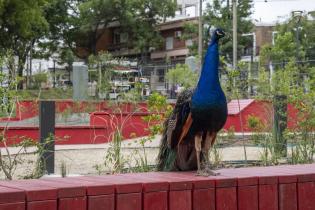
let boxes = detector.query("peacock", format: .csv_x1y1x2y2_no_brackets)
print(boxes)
157,28,227,176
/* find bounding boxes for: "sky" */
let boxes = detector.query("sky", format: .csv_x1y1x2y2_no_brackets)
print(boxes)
251,0,315,23
185,0,315,23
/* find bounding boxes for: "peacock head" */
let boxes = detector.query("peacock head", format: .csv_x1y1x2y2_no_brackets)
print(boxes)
211,28,225,42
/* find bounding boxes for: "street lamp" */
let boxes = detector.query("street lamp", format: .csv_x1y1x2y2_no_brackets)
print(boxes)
242,33,256,96
233,0,237,70
198,0,203,73
292,10,303,62
51,56,58,88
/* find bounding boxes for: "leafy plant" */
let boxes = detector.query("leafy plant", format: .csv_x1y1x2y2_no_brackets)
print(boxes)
31,73,48,89
165,64,198,90
247,115,265,132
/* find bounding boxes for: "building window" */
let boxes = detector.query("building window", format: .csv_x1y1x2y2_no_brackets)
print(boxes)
120,33,128,43
166,37,174,50
113,29,128,44
113,29,120,44
185,39,193,47
175,30,182,39
157,69,165,82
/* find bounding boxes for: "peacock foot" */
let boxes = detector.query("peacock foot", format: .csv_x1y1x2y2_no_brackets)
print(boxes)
205,167,220,176
196,168,220,176
196,163,220,176
196,169,210,176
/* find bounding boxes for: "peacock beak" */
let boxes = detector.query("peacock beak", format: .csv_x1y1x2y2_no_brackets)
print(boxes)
216,31,225,37
217,31,222,36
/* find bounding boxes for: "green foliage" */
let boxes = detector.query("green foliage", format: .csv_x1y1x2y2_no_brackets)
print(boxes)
256,13,315,164
0,0,50,81
121,82,143,103
209,139,223,169
88,51,115,94
67,0,176,57
0,56,61,179
222,60,250,100
31,73,48,89
247,115,264,132
255,67,271,99
258,133,283,166
182,0,254,61
147,92,167,112
103,130,127,174
73,0,125,55
0,54,20,118
286,131,315,165
181,22,199,56
127,0,176,52
260,33,297,64
165,64,198,89
260,12,315,65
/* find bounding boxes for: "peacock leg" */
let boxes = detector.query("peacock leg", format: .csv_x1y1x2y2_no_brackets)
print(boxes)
202,132,220,176
195,132,204,175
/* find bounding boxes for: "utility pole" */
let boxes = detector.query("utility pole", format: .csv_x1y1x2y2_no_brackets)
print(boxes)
232,0,237,70
53,59,56,88
182,0,186,15
292,11,303,63
198,0,203,72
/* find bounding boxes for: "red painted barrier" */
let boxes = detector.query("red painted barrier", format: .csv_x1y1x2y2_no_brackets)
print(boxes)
14,100,148,120
90,112,151,139
9,99,303,135
0,125,110,147
0,164,314,210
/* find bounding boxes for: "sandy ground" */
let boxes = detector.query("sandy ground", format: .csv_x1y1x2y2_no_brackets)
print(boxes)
0,134,266,180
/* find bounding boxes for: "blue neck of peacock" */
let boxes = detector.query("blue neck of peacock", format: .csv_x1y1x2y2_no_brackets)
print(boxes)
196,38,221,92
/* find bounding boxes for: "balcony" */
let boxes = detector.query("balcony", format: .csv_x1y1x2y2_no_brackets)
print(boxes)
150,48,189,60
107,43,139,56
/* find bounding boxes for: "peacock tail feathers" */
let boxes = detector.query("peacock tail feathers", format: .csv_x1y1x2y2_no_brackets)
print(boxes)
157,89,193,171
157,115,177,171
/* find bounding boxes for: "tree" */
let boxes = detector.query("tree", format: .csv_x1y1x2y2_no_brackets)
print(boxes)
0,0,50,88
125,0,177,62
182,0,254,62
166,64,198,98
66,0,176,59
69,0,127,56
257,12,315,158
35,0,72,58
205,0,253,61
88,51,117,96
181,22,199,56
260,12,315,65
260,32,297,66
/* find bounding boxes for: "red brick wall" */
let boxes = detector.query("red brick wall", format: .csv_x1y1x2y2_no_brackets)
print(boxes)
0,164,315,210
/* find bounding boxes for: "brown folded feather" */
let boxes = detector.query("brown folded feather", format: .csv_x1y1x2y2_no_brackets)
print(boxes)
177,112,193,146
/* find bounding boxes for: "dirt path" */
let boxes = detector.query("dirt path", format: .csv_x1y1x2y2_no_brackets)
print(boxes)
0,135,266,179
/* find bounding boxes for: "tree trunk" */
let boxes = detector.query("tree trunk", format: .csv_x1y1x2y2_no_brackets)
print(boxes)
17,56,27,89
91,37,97,55
141,46,149,64
273,95,288,157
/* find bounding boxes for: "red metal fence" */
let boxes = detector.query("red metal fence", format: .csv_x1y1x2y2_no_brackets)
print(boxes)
0,164,315,210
